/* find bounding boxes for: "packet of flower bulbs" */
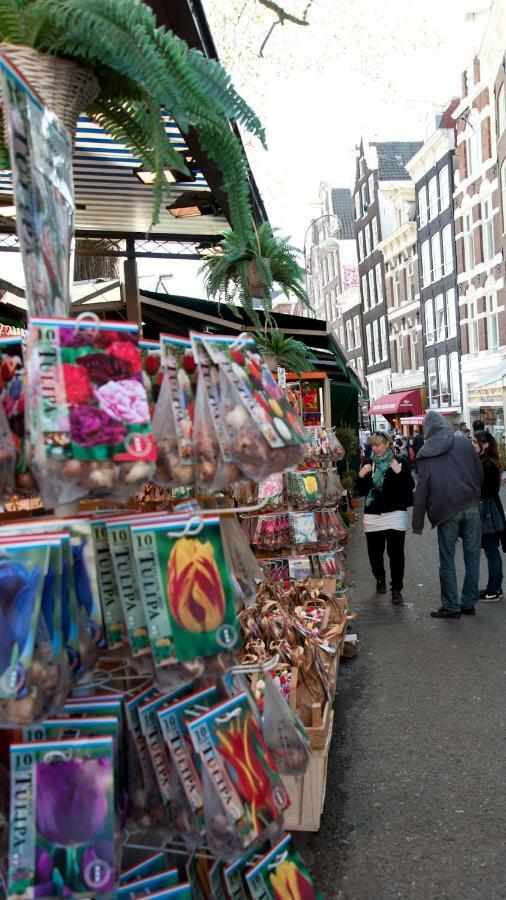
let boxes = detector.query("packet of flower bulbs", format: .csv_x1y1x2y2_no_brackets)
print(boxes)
152,336,196,488
119,851,167,885
91,518,127,650
26,316,156,505
117,870,180,899
107,519,151,658
245,834,321,900
262,669,309,777
191,334,241,492
8,735,117,899
188,692,289,854
140,339,163,414
132,516,241,665
199,335,306,479
157,686,217,833
223,844,271,899
138,686,191,809
0,336,37,497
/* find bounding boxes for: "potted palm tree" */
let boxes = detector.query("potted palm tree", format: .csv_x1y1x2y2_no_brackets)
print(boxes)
201,223,310,322
255,327,316,373
0,0,264,231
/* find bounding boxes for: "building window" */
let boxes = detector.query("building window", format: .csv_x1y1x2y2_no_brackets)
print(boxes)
446,288,457,339
328,253,335,281
368,172,375,201
373,318,380,364
359,157,365,178
368,269,375,307
481,197,494,261
407,259,416,301
501,160,506,233
497,83,506,138
355,192,361,220
393,269,401,306
421,239,431,287
439,166,450,211
396,336,404,374
449,352,460,405
372,217,378,247
438,356,449,405
358,230,364,261
357,356,364,376
353,315,361,349
468,299,479,355
418,185,428,227
485,293,499,352
463,212,475,270
339,324,345,347
435,294,445,343
365,226,371,257
366,323,373,365
427,357,437,407
410,330,418,371
428,176,438,220
442,224,453,275
467,127,481,178
431,232,442,282
375,263,383,303
425,298,435,345
361,184,368,211
380,316,388,361
361,273,369,311
322,257,328,285
346,319,354,351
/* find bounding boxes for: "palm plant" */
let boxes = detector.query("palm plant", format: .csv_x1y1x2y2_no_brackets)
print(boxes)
0,0,265,232
255,327,316,373
201,222,310,321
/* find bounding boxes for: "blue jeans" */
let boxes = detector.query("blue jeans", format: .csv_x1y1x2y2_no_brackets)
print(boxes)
482,533,503,594
437,506,481,610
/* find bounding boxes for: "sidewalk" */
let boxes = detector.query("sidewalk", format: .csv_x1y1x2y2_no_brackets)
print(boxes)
312,508,506,899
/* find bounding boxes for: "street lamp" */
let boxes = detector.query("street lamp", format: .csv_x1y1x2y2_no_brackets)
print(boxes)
303,213,341,258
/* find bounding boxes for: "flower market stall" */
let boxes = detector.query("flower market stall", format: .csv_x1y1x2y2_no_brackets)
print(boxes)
0,2,358,897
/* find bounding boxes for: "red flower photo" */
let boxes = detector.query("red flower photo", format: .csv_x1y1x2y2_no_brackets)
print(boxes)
62,363,92,405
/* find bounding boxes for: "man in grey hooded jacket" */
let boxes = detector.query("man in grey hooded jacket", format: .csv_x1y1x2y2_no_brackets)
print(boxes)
413,410,483,618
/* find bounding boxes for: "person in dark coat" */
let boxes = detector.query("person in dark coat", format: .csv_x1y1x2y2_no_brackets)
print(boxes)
357,431,414,605
412,428,424,457
413,410,483,618
472,430,505,601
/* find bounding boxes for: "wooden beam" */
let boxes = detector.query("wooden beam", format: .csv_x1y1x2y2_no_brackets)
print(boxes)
123,238,141,327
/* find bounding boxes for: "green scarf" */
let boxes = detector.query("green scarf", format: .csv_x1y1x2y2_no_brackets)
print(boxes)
366,448,393,507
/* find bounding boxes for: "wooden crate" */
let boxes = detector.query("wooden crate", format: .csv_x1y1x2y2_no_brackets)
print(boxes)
282,711,333,831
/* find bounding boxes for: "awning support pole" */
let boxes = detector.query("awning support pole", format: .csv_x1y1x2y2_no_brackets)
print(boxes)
123,237,141,329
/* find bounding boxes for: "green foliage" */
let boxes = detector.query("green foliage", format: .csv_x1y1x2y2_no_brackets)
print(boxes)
201,222,310,323
0,0,264,233
335,426,359,476
255,327,316,373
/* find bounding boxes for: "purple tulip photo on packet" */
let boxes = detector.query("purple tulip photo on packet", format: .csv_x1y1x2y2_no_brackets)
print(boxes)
8,737,116,900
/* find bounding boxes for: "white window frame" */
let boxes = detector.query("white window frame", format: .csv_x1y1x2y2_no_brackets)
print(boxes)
418,185,428,227
497,83,506,138
353,315,361,349
428,176,438,220
438,355,449,406
368,269,375,308
355,192,361,220
427,357,437,407
425,298,435,345
346,319,354,352
468,299,479,356
365,226,371,257
449,352,460,405
446,288,457,339
368,172,375,202
431,232,442,282
339,324,345,347
393,269,401,306
481,197,494,262
380,316,388,361
442,224,453,275
358,230,364,261
467,126,482,178
375,263,384,304
372,216,378,248
421,240,431,287
361,273,369,311
410,329,418,371
485,293,499,353
407,258,416,301
435,294,445,343
373,318,380,364
439,166,450,211
396,336,404,374
463,212,475,271
366,323,373,365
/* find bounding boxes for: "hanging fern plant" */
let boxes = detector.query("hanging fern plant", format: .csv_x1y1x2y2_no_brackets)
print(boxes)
0,0,265,238
201,222,310,323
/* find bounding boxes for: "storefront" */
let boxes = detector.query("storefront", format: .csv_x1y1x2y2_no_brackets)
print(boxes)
368,388,424,433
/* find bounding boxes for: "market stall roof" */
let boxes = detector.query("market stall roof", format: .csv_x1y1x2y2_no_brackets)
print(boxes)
369,389,422,417
0,0,267,242
473,360,506,389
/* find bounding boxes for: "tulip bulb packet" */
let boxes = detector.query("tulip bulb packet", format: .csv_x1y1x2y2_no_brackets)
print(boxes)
152,336,196,489
106,520,150,657
91,520,126,650
139,340,162,413
132,517,240,664
119,851,166,886
26,318,156,505
188,692,289,852
245,834,321,900
8,736,116,900
116,868,180,900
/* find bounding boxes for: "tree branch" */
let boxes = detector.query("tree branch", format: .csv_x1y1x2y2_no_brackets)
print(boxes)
257,0,312,26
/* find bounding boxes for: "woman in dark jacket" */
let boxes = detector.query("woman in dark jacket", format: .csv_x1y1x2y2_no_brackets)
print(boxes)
357,431,414,605
472,430,505,601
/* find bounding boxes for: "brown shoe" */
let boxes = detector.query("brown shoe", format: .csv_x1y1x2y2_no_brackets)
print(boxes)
376,580,386,594
391,590,403,605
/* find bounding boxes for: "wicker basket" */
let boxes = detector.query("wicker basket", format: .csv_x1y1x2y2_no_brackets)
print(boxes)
247,259,266,299
0,44,99,137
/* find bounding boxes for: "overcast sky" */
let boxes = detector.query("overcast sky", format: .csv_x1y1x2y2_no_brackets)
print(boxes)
205,0,491,247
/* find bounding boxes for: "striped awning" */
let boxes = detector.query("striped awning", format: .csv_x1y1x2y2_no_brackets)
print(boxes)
0,114,229,238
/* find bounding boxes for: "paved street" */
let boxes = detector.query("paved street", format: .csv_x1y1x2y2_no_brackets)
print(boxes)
313,504,506,899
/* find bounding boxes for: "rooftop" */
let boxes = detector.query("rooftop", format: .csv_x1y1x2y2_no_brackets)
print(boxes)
330,188,355,240
371,141,423,181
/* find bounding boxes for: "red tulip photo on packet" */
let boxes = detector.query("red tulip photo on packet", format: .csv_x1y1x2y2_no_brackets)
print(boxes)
8,736,116,900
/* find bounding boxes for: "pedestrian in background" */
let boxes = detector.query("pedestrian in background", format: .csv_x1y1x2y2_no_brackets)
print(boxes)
413,411,483,618
472,430,505,601
473,419,485,434
357,431,414,605
412,428,424,457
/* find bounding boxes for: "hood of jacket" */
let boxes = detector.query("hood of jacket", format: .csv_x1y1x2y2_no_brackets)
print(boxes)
417,410,454,459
